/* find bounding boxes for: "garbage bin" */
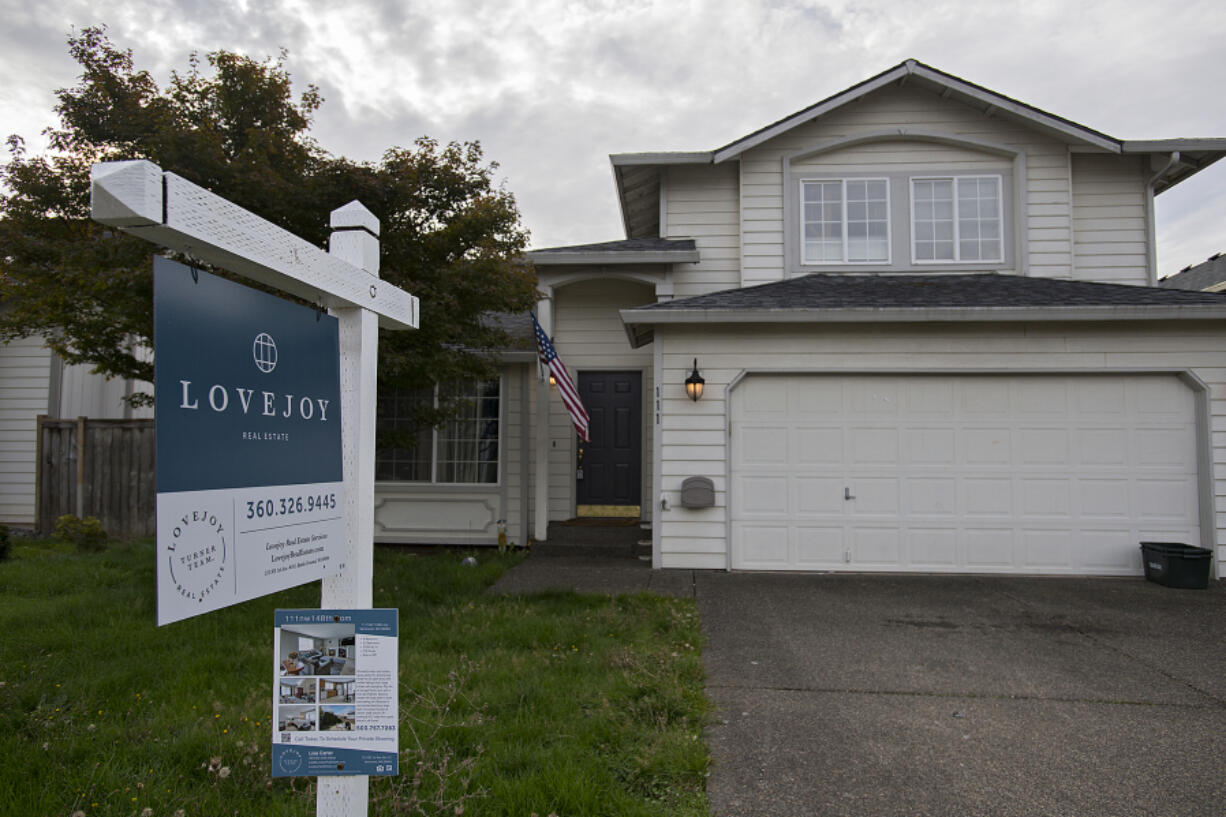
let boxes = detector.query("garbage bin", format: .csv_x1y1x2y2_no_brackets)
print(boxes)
1139,542,1212,589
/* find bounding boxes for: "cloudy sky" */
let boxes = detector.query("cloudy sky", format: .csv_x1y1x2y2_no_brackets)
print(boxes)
2,0,1224,274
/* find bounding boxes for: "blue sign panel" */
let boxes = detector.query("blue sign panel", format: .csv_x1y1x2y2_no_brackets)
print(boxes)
154,256,342,492
154,257,346,625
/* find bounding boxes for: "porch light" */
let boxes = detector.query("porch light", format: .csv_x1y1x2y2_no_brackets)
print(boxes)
549,374,557,387
684,359,705,402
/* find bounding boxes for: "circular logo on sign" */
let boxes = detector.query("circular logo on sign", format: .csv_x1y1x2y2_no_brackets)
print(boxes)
167,508,228,605
278,748,303,774
253,332,278,373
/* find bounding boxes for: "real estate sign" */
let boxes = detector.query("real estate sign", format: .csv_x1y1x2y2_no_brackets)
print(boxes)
154,256,345,625
272,609,399,777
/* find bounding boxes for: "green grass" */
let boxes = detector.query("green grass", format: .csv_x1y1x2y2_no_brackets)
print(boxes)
0,539,710,816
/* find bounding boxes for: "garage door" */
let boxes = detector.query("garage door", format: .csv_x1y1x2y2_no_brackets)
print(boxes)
730,374,1200,574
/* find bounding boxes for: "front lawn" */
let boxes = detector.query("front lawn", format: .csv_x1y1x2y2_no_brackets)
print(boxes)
0,538,709,816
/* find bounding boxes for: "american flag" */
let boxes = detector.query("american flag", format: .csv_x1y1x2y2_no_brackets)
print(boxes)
531,312,590,442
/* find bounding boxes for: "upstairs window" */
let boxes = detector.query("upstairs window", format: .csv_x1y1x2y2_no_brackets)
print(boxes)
911,176,1002,263
801,178,890,264
376,379,500,484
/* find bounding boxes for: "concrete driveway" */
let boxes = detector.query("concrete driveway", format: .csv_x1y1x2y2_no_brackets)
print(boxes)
698,573,1226,817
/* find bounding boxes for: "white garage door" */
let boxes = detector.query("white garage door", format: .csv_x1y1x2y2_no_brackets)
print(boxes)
730,374,1201,574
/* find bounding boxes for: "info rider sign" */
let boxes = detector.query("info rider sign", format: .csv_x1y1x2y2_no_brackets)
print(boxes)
155,256,346,625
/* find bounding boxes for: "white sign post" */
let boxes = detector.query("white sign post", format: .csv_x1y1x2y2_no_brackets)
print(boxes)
92,160,417,816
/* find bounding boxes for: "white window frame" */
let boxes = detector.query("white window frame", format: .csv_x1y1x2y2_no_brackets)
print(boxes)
375,377,502,486
799,177,892,265
909,175,1004,265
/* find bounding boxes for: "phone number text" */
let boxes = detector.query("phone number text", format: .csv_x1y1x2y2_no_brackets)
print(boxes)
245,493,337,520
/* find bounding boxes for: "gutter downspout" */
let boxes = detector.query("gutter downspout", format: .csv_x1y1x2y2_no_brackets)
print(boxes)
1145,152,1180,286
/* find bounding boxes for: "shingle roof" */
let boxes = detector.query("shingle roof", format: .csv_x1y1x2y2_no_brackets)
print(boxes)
632,273,1226,312
480,311,535,346
1159,253,1226,292
619,273,1226,348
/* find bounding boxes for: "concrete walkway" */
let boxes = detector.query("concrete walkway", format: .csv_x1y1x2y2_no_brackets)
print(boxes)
492,554,1226,816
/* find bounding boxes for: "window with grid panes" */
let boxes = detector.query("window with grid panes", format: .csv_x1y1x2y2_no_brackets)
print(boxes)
801,178,890,264
375,379,499,483
911,175,1002,263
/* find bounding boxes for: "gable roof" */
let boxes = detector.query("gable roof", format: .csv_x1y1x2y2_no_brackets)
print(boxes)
620,274,1226,347
709,59,1120,162
610,60,1226,239
1159,252,1226,292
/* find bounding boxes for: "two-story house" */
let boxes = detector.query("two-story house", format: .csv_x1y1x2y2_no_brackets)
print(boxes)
372,60,1226,581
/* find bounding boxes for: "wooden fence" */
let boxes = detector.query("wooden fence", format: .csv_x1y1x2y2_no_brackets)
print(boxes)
36,416,156,538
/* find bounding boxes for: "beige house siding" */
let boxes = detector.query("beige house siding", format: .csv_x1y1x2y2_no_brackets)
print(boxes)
58,362,144,418
664,163,741,298
0,337,53,526
1071,154,1150,286
547,279,656,521
653,321,1226,576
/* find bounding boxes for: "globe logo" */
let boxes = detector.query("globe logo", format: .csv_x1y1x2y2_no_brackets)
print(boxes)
253,333,278,373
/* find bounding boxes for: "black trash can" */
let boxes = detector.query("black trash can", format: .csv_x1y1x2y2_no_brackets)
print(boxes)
1140,542,1212,589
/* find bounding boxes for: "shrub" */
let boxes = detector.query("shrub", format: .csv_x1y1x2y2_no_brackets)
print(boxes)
53,514,108,552
0,525,9,561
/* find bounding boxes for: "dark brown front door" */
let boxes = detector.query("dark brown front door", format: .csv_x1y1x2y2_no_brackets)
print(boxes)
576,371,641,515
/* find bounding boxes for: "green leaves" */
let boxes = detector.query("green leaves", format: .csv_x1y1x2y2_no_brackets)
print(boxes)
1,27,537,424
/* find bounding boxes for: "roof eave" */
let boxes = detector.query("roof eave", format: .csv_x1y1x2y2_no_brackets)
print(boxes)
611,153,715,240
529,249,700,266
619,304,1226,347
611,162,635,240
1122,139,1226,153
609,152,714,166
1121,141,1226,193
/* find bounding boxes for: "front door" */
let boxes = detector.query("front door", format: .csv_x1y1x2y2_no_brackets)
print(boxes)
576,371,642,517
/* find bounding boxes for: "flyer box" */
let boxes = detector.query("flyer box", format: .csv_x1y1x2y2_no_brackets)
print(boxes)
272,609,399,777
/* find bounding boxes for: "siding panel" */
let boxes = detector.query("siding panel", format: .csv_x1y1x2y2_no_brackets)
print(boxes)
0,336,52,526
666,163,740,297
1071,154,1150,286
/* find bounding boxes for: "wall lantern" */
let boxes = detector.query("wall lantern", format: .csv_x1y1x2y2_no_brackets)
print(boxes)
684,358,705,402
549,374,557,387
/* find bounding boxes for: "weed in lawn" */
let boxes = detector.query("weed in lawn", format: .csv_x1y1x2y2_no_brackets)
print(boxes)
374,655,489,815
0,542,710,817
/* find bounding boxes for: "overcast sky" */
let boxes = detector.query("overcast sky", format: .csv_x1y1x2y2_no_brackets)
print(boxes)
2,0,1224,275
